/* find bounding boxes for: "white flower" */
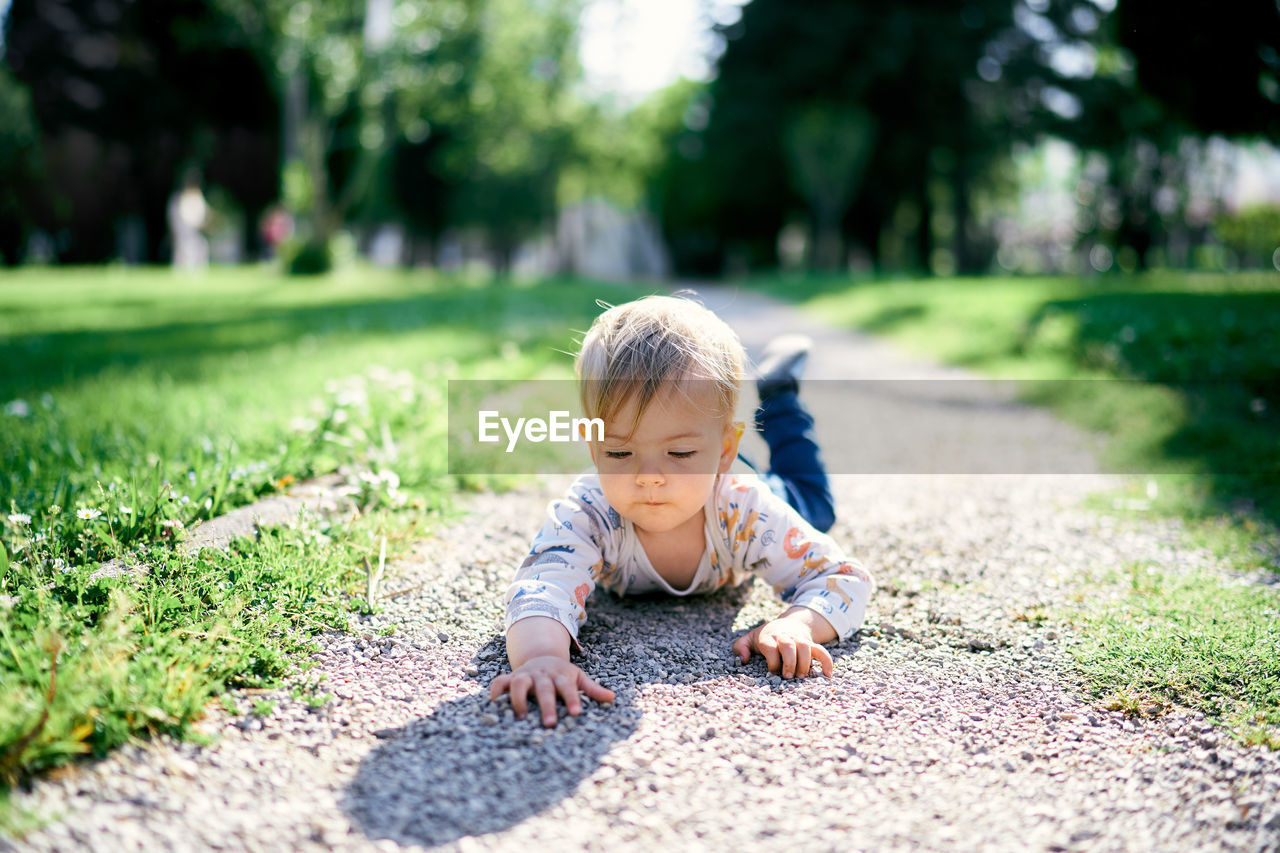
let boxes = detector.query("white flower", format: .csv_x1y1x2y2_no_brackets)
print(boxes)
4,399,30,417
77,507,102,521
335,388,368,408
119,506,133,515
7,513,31,526
161,519,184,529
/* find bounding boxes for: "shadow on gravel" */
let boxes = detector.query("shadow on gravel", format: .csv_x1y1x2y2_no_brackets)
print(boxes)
338,686,642,847
340,582,859,846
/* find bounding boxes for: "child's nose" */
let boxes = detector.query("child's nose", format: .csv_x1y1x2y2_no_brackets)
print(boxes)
635,469,665,487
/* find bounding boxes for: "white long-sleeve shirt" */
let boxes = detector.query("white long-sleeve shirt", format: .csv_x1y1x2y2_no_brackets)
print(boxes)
504,472,874,646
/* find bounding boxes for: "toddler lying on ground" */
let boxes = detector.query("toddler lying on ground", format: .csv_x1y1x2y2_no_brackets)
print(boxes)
490,294,874,726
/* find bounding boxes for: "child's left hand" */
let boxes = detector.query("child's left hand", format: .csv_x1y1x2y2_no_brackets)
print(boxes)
732,614,834,679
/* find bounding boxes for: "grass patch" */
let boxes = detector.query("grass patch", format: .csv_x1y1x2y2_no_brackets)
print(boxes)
1067,561,1280,746
755,270,1280,745
0,266,650,804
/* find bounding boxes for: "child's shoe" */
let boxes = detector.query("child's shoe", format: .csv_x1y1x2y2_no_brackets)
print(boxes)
755,333,812,400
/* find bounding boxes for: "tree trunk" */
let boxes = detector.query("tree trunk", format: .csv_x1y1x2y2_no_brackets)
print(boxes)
916,185,932,274
952,163,974,274
813,206,844,272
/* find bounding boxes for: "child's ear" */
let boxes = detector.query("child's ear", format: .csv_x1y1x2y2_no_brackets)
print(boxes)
718,421,745,473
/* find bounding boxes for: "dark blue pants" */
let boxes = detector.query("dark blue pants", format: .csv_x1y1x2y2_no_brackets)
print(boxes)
740,389,836,533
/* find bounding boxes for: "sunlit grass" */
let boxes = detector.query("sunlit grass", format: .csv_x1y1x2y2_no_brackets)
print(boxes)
0,265,651,802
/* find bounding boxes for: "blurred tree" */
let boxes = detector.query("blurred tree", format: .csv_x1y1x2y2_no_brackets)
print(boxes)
4,0,278,263
1001,0,1193,269
0,60,45,265
385,0,589,270
436,0,583,273
1115,0,1280,140
213,0,469,270
1216,204,1280,268
640,80,731,275
664,0,1024,275
784,104,876,271
216,0,584,273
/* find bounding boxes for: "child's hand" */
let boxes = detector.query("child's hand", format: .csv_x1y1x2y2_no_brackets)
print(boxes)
733,615,834,679
489,655,615,727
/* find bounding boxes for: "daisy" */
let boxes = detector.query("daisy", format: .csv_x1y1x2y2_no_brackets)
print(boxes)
77,507,102,521
6,513,30,526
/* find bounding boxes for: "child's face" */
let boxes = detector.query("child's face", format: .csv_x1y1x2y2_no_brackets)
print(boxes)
590,383,740,535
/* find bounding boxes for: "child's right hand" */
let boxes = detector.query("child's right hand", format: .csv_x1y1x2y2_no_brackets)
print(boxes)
489,656,615,727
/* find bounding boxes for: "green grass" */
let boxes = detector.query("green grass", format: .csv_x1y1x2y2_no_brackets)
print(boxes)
755,270,1280,745
1071,561,1280,746
0,265,650,810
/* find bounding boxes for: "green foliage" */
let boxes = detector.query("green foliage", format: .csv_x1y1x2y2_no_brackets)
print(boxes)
661,0,1042,274
784,104,877,270
0,61,43,264
1215,205,1280,265
433,0,584,261
211,0,594,269
283,238,334,276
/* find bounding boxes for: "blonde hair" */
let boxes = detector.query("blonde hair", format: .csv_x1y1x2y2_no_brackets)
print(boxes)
575,294,746,437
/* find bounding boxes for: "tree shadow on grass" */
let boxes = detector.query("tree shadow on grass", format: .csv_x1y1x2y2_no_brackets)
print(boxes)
1020,291,1280,532
340,583,863,846
0,283,597,398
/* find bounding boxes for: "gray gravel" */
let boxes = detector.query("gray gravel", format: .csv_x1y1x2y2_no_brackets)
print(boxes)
6,288,1280,853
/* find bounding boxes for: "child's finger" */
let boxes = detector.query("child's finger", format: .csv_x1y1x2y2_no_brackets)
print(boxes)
794,643,812,678
778,639,798,678
553,674,581,715
489,673,512,701
579,673,616,703
533,675,560,727
814,644,834,677
731,632,754,662
509,673,533,719
756,634,781,674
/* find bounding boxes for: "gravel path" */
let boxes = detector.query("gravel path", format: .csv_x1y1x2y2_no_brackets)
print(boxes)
7,287,1280,853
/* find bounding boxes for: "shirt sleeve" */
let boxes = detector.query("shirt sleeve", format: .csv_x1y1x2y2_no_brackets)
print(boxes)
729,479,875,640
503,482,613,648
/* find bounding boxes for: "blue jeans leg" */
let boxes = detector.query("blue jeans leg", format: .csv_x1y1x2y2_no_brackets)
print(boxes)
751,389,836,533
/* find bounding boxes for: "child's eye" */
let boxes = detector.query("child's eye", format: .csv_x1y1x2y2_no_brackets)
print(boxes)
604,450,631,459
669,451,697,459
